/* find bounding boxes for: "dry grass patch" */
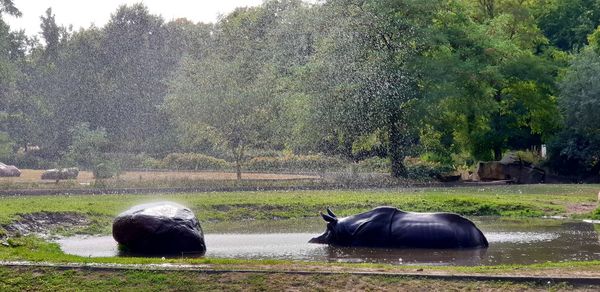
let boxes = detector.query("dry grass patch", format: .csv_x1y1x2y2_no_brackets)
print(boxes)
0,169,319,185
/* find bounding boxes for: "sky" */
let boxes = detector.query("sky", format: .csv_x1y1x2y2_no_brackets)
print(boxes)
5,0,264,36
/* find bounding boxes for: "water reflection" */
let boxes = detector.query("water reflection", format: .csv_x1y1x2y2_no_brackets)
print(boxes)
56,218,600,266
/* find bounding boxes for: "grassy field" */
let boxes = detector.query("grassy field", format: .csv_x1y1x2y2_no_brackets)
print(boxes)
1,185,600,290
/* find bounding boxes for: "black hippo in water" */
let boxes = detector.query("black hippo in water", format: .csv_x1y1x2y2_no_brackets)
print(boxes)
309,207,488,249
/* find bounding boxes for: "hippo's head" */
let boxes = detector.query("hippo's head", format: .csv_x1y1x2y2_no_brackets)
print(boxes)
309,208,339,244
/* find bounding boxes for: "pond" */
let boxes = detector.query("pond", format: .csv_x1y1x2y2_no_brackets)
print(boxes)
56,217,600,266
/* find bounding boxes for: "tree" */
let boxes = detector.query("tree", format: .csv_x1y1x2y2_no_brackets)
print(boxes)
295,0,440,177
420,0,562,162
27,4,198,158
0,1,30,159
0,131,12,161
64,123,109,169
40,8,60,60
100,4,174,152
167,5,285,179
547,28,600,177
0,0,20,17
536,0,600,51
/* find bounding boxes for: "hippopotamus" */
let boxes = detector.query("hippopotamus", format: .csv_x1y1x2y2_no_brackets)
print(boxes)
309,207,488,249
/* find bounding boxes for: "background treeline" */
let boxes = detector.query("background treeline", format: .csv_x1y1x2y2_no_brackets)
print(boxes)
0,0,599,180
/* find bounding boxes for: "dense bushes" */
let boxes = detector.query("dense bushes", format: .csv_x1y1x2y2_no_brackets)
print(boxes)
405,158,455,181
355,157,390,173
104,153,162,169
4,151,56,169
93,161,122,179
546,130,600,177
246,154,347,172
162,153,231,171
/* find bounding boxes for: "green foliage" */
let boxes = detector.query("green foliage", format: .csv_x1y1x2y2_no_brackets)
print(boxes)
356,157,390,173
92,161,121,179
246,154,347,172
0,131,13,161
1,0,598,179
104,153,162,170
162,153,231,171
514,150,543,165
421,0,562,162
64,123,109,169
405,158,455,181
559,49,600,132
547,130,600,176
0,0,20,17
536,0,600,51
167,4,295,179
8,151,55,169
547,38,600,177
590,207,600,220
291,0,440,177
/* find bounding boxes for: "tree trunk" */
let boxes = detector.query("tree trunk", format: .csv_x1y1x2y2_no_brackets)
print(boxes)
233,143,245,181
494,147,502,161
389,120,408,178
590,162,600,177
235,160,242,180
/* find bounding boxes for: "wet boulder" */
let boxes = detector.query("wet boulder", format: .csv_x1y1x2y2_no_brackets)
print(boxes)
41,167,79,180
0,163,20,177
112,202,206,255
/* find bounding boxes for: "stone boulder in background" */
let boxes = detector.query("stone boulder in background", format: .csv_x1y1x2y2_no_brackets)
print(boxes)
0,163,20,177
112,202,206,255
41,168,79,180
476,162,505,181
476,153,545,184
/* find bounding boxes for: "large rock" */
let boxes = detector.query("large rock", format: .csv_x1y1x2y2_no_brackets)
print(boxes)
476,162,505,181
112,202,206,255
41,168,79,180
477,153,545,184
0,163,21,177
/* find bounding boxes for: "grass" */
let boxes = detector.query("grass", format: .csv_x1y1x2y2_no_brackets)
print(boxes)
0,266,574,292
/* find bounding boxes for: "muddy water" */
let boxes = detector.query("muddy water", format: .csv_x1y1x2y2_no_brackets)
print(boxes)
56,218,600,266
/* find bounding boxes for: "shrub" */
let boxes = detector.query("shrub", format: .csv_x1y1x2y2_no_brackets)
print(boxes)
356,157,390,173
141,156,163,169
0,131,13,162
514,150,542,165
105,153,163,169
246,154,347,172
5,149,56,169
405,158,455,181
93,161,121,179
546,130,600,177
65,123,109,170
162,153,231,170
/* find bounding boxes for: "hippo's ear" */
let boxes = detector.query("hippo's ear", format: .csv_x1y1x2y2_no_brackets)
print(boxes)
326,207,337,218
320,212,338,223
